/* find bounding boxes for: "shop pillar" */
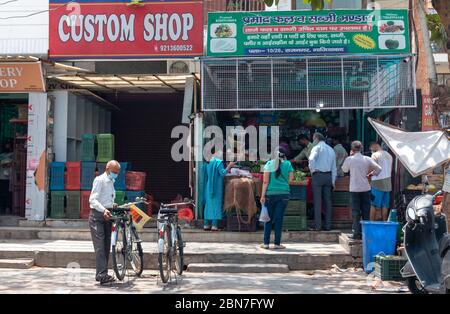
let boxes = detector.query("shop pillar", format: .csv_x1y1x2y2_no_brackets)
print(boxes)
25,92,48,221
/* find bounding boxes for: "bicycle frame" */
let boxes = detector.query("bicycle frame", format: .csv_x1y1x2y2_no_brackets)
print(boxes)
157,214,177,254
111,199,145,257
157,201,193,254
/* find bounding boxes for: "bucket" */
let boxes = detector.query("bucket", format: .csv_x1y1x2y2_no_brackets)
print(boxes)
361,221,399,273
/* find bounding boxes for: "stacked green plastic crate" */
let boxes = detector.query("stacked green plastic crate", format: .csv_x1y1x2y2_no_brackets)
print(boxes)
96,134,115,163
283,185,308,231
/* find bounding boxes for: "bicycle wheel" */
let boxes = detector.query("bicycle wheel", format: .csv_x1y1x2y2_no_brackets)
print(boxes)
174,226,184,275
158,225,172,283
129,226,144,277
112,222,127,281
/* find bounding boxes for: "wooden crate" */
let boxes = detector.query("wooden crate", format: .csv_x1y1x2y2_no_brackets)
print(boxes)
334,176,350,192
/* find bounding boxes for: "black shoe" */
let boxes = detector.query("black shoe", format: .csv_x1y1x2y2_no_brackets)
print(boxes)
323,227,331,232
100,275,115,285
349,234,362,240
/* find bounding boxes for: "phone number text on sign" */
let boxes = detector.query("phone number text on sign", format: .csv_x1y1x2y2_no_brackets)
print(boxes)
159,45,193,52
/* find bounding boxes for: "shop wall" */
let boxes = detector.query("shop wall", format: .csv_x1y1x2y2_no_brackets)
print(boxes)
0,0,49,56
51,91,111,162
110,93,190,202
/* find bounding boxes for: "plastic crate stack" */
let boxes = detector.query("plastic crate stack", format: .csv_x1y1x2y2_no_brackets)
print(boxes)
284,184,308,231
125,171,148,213
332,176,352,224
49,133,150,219
374,255,407,281
49,162,81,219
96,134,115,163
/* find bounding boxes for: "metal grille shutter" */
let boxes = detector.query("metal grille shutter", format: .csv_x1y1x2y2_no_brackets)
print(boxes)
111,93,189,202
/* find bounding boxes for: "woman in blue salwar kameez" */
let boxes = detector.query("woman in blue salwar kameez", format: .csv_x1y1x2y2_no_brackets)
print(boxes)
203,152,235,231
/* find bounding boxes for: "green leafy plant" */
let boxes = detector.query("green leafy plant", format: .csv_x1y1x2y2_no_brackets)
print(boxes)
258,0,332,10
303,0,333,11
426,13,448,49
262,0,280,6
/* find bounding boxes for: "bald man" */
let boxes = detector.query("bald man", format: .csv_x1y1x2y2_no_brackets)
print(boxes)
89,160,121,284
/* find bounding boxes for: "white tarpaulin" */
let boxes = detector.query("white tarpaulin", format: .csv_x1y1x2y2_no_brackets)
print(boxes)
368,118,450,177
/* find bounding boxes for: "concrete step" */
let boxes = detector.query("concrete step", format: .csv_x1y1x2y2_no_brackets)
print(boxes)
18,219,158,229
0,258,35,269
0,240,358,271
0,226,346,243
0,216,24,227
187,263,290,273
339,233,363,262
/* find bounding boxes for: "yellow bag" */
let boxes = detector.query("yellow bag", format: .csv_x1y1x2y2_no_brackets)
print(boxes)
129,204,151,231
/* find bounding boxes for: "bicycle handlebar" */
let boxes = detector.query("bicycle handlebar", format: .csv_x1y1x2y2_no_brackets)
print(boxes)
160,201,195,208
115,197,148,210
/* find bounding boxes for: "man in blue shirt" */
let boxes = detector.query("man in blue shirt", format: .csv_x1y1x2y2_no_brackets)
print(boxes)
308,133,337,231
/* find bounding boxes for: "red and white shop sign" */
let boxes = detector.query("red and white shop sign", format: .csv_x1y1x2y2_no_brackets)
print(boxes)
49,1,203,59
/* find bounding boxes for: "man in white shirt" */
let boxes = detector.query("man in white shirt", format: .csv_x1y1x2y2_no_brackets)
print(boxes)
89,160,121,284
342,141,382,240
308,133,337,231
369,142,393,221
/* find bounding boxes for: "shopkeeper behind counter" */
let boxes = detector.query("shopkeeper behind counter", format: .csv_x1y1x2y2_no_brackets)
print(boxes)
290,134,314,170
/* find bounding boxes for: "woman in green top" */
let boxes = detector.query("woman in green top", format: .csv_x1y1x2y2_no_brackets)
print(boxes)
260,148,294,249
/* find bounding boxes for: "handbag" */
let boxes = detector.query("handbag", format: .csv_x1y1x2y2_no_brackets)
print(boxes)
259,204,270,223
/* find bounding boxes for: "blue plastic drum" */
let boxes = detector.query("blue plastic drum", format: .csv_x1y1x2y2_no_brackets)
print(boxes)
361,221,399,273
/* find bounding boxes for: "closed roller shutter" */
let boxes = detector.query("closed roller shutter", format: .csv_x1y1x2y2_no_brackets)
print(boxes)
111,93,189,202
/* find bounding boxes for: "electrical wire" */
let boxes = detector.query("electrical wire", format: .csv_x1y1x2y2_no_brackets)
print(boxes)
0,0,18,6
0,1,76,20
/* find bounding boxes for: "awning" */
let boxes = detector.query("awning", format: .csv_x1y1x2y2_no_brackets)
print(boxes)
49,74,197,93
368,118,450,177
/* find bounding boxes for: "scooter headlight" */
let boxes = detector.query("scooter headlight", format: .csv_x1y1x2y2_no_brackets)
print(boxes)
407,207,416,221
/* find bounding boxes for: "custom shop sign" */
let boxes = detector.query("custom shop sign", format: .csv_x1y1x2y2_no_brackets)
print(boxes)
0,63,45,92
207,9,410,57
49,0,203,58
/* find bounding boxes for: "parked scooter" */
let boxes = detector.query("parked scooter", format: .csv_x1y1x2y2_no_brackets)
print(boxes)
401,188,450,294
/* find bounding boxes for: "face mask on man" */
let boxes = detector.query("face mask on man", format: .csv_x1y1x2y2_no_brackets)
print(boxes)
108,172,119,181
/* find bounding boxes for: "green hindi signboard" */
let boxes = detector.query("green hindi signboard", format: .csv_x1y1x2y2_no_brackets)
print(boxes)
207,10,410,57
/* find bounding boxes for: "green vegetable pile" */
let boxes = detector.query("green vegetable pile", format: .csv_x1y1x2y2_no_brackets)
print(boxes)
293,170,308,182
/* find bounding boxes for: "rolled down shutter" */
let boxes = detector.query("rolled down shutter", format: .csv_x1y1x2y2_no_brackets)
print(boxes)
112,93,190,202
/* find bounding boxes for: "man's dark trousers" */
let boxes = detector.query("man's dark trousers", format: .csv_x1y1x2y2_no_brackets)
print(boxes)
89,209,112,281
350,191,371,237
312,172,333,230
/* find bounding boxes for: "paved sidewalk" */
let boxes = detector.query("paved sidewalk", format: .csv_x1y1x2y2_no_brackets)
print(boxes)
0,267,409,294
0,239,347,255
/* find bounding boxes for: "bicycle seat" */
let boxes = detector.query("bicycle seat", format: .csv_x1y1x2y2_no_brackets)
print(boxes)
159,208,178,215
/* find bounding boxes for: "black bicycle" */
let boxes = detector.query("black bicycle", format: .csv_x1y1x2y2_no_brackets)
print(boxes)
111,197,146,281
157,200,194,283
